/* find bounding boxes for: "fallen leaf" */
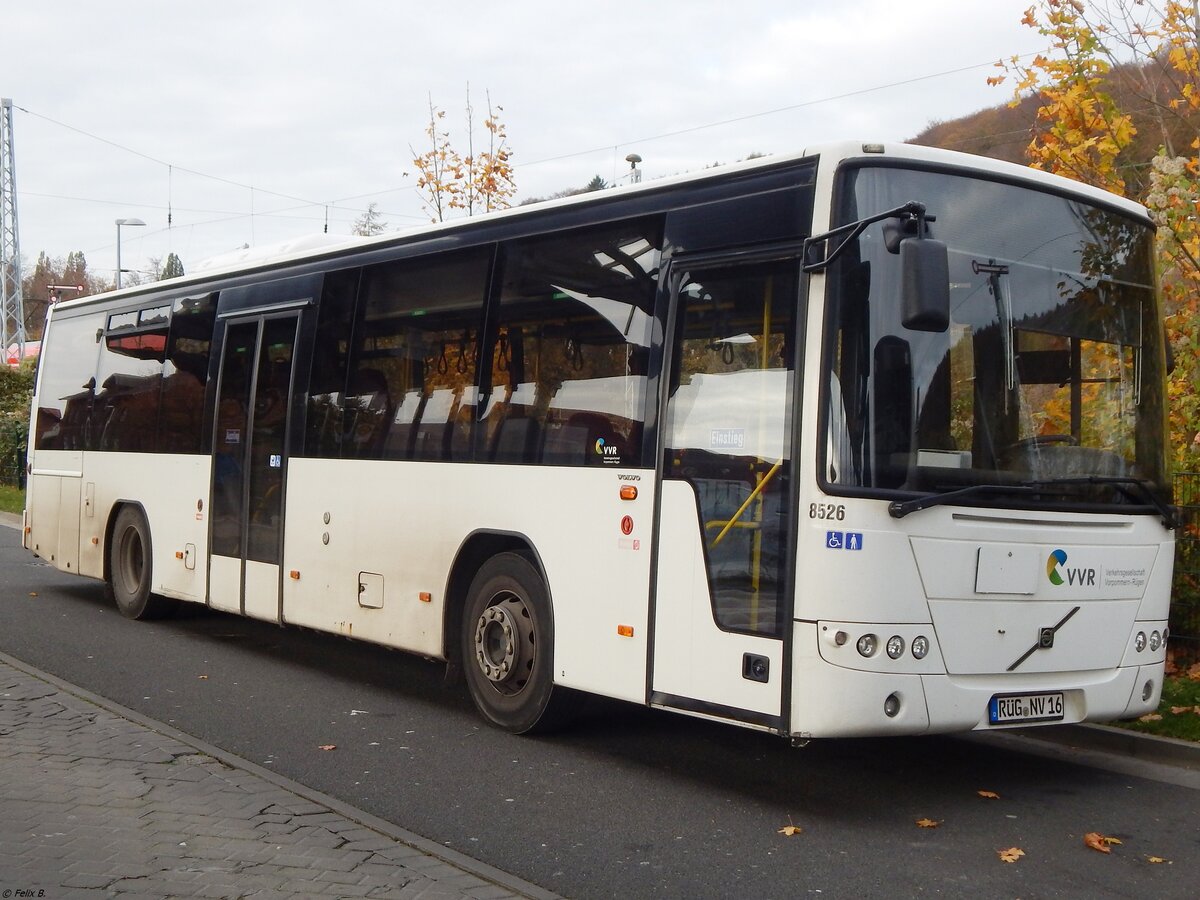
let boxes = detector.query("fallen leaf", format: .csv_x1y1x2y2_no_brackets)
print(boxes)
778,824,802,836
1139,713,1163,722
197,675,209,680
1147,856,1169,864
915,818,941,828
997,847,1025,863
977,790,1001,800
1170,706,1190,714
1084,832,1120,853
318,744,337,751
28,592,37,597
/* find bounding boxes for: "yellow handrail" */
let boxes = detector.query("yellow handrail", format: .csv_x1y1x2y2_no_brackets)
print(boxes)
710,459,783,546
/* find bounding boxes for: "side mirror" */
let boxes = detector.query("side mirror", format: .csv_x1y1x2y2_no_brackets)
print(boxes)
900,238,950,332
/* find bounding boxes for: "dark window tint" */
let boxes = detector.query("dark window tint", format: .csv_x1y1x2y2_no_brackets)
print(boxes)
35,313,102,450
304,270,358,458
482,220,662,466
92,308,170,452
158,294,216,453
346,248,491,461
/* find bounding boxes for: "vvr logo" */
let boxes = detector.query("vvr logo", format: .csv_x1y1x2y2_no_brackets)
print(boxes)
1046,549,1097,587
594,437,618,458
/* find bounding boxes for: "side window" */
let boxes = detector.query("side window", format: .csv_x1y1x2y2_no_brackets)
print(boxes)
35,313,103,451
92,306,170,452
304,270,358,458
158,294,216,453
346,248,491,461
483,219,662,466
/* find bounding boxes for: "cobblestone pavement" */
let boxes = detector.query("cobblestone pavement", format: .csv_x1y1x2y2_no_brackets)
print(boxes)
0,657,547,899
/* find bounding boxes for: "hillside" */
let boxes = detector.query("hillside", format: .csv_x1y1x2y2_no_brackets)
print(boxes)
909,61,1195,201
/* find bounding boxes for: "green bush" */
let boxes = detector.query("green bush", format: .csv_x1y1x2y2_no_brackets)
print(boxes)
0,361,34,487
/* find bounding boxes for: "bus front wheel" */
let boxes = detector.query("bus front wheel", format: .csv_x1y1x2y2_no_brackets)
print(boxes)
462,553,562,734
107,507,177,620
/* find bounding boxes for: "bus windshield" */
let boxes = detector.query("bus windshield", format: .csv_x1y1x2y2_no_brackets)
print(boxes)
824,164,1169,510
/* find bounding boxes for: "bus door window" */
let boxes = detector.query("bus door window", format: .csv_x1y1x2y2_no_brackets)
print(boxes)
484,219,661,466
349,248,491,462
212,323,257,559
246,318,296,563
664,259,799,636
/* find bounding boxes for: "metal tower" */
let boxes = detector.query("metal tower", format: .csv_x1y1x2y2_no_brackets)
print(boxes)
1,97,25,361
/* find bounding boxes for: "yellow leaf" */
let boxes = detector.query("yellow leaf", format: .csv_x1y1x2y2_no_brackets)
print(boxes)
1084,832,1116,853
318,744,337,751
1139,713,1163,722
998,847,1025,863
1147,856,1169,864
916,818,941,828
197,674,209,680
977,790,1001,799
778,824,802,836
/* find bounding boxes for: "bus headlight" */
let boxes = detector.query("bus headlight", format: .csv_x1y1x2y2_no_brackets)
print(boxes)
1149,631,1161,652
1134,631,1147,652
856,634,878,657
886,635,905,659
911,635,929,660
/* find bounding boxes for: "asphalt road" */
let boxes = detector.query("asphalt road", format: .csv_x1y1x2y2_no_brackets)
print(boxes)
2,523,1198,899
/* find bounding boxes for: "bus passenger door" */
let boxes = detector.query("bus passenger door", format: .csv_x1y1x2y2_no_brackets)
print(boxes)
650,257,800,731
209,313,300,621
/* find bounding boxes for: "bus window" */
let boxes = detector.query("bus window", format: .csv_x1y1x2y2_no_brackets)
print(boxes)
158,294,216,454
92,308,170,453
35,313,103,451
484,219,662,466
304,270,358,458
349,247,491,462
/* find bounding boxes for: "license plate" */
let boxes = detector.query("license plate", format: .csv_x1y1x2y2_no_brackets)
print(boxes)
988,691,1065,725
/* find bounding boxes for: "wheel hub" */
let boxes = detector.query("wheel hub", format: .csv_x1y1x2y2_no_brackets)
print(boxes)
473,593,533,693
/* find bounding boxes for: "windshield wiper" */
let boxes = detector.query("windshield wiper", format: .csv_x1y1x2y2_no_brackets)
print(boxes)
1020,476,1181,529
888,484,1037,519
887,476,1180,529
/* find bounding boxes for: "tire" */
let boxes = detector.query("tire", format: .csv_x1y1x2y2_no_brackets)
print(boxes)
461,553,565,734
108,507,177,620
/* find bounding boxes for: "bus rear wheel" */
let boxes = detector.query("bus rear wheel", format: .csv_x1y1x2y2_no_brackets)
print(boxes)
462,553,562,734
107,507,177,620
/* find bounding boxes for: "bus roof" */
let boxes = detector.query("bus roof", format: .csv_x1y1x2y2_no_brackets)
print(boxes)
54,140,1153,313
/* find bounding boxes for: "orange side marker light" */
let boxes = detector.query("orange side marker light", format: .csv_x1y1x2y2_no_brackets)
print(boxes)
419,592,432,603
289,570,301,580
620,485,638,501
617,624,634,638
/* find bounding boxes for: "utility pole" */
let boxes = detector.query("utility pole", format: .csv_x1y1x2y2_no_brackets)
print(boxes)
1,98,25,363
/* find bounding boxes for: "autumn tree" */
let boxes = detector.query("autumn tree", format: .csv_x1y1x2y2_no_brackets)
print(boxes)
411,88,515,222
993,0,1200,469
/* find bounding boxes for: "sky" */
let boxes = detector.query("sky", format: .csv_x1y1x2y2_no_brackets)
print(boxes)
3,1,1047,286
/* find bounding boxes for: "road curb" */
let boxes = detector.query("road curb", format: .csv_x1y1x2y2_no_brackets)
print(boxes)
0,648,561,900
1010,721,1200,771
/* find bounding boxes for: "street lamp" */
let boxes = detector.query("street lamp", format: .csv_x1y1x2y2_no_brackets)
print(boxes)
114,217,146,289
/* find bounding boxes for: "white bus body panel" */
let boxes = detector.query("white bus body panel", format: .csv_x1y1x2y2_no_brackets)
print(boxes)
27,451,211,603
281,458,654,705
651,480,782,716
790,501,1172,737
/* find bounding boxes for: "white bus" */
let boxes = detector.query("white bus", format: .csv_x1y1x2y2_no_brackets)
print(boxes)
24,141,1176,738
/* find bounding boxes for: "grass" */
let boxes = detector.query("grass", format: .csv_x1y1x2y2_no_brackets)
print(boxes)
0,483,23,515
1111,664,1200,742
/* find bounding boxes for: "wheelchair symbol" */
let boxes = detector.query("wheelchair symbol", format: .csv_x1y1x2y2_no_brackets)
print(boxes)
826,531,843,549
